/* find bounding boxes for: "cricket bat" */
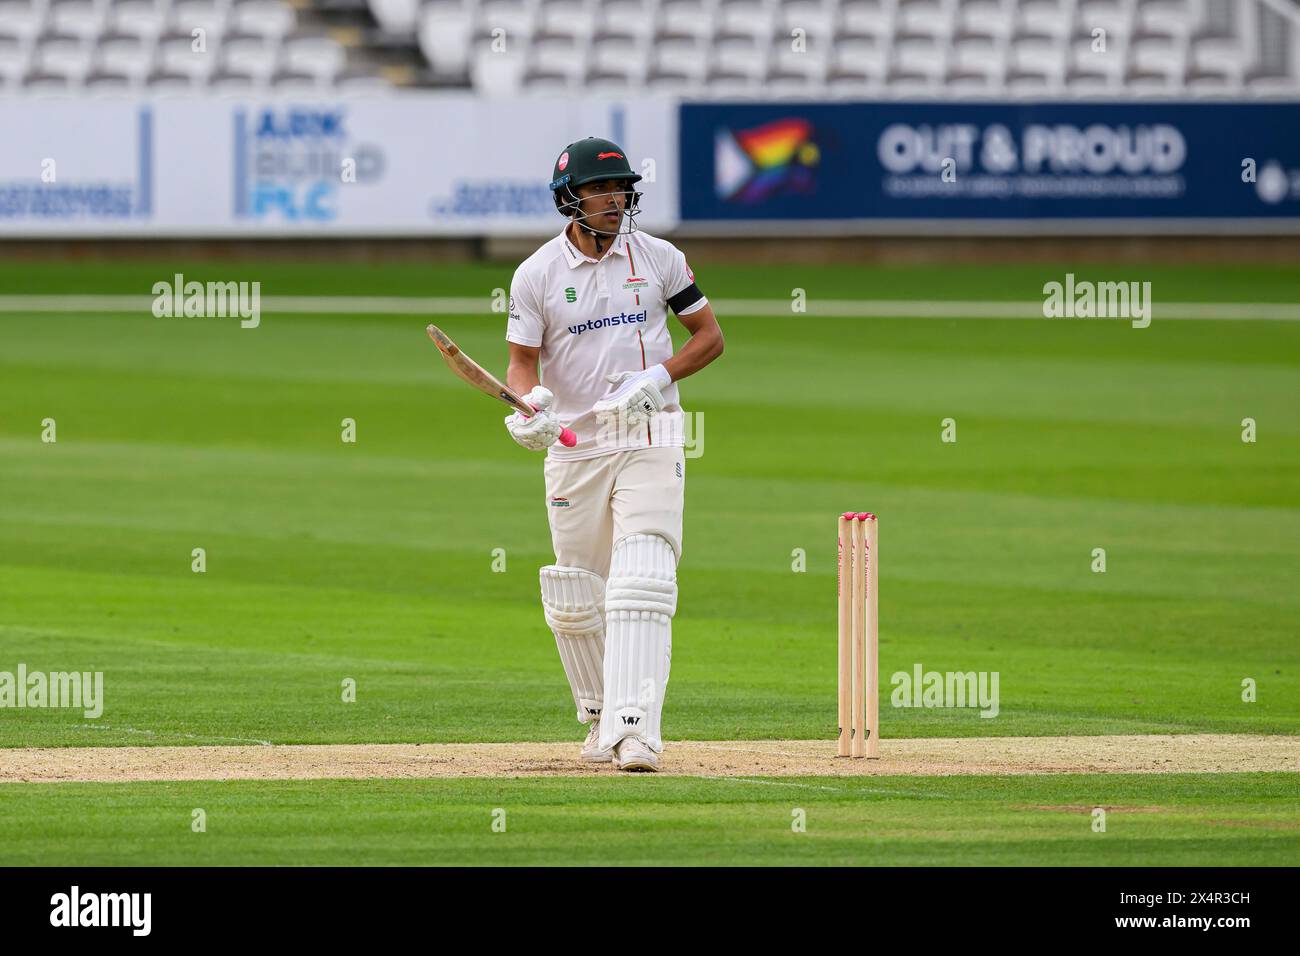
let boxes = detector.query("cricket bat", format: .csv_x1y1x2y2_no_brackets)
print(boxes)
426,325,578,447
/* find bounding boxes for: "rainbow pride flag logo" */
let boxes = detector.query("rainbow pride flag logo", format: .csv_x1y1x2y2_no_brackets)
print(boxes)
715,118,821,203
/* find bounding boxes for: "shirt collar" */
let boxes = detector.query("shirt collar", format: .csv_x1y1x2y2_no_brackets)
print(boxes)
560,230,629,269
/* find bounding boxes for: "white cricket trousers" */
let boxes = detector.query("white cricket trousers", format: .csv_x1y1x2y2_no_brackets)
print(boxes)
543,446,685,572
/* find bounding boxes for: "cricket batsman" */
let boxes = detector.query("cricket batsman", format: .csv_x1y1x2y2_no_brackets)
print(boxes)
504,137,724,771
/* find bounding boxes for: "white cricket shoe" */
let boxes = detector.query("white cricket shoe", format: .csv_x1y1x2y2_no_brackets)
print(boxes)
612,736,660,772
580,720,613,763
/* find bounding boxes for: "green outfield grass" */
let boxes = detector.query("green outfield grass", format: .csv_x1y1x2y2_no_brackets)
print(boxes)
0,773,1295,866
0,260,1297,749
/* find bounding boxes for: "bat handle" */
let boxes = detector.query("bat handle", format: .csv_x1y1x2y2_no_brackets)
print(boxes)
525,403,578,447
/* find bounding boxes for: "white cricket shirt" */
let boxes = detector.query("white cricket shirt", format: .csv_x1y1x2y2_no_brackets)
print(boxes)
507,228,707,461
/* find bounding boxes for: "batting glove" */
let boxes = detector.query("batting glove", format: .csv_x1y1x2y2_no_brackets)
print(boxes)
592,365,670,429
505,386,563,451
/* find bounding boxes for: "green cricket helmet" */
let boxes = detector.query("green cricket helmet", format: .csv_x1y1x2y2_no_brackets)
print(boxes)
549,136,643,235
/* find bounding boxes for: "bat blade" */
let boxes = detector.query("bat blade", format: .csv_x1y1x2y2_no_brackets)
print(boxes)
425,325,578,447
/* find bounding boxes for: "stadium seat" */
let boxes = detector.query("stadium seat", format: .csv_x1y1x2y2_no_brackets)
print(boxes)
270,67,320,89
110,0,169,42
530,31,583,83
1129,29,1185,80
1074,0,1131,39
1064,64,1112,93
896,0,953,39
1243,67,1300,97
1183,66,1234,97
221,31,279,80
1125,66,1178,95
956,0,1014,39
705,65,761,96
536,0,595,44
470,40,525,92
826,70,880,97
951,30,1004,82
84,67,137,91
1009,30,1064,82
0,0,47,41
770,38,830,82
230,0,295,40
893,30,946,79
653,33,710,82
96,31,153,81
714,31,768,79
336,67,394,91
595,0,655,42
208,66,262,89
170,0,229,44
832,33,887,81
778,0,838,47
1189,33,1246,84
282,32,346,81
47,0,105,41
146,67,198,89
156,29,217,79
657,0,715,42
476,0,535,45
644,67,701,93
716,0,776,45
585,65,639,92
23,68,75,90
1069,27,1121,82
0,31,30,82
368,0,419,35
947,69,1001,98
589,33,649,82
885,67,939,96
840,0,895,39
1005,67,1055,95
1017,0,1072,38
520,65,571,92
33,32,94,81
766,70,823,98
1137,0,1198,38
419,3,474,77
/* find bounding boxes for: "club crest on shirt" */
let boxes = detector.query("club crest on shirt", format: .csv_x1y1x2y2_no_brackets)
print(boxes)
622,276,648,291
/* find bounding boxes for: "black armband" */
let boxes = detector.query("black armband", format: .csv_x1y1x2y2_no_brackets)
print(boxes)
667,283,705,315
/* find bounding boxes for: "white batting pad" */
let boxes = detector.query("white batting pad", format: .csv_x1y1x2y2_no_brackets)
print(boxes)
598,533,677,753
540,565,606,724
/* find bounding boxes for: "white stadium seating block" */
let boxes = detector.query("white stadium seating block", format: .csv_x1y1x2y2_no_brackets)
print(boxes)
0,0,1293,99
